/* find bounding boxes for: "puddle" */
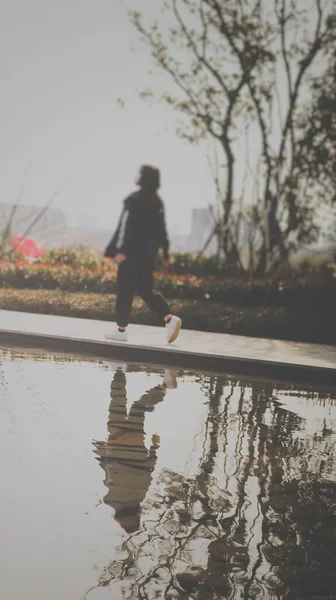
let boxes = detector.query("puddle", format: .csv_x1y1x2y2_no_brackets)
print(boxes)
0,348,335,599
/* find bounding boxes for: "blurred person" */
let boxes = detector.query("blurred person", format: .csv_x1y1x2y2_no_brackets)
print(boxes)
104,165,182,343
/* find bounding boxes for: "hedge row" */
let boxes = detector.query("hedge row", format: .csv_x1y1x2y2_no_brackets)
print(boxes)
0,258,335,307
5,247,336,278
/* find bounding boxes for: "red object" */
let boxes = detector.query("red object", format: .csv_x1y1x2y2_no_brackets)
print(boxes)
12,236,45,258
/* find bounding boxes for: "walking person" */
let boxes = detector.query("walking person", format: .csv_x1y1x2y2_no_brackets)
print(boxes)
104,165,182,343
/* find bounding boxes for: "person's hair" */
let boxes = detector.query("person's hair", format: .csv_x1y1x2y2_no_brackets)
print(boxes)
138,165,160,191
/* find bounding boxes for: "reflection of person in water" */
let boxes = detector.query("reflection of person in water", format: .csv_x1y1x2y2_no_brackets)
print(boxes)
93,369,167,534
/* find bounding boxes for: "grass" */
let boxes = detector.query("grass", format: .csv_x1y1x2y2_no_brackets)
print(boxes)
0,287,335,345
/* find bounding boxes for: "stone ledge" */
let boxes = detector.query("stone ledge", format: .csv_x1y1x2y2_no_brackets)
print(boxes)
1,310,335,387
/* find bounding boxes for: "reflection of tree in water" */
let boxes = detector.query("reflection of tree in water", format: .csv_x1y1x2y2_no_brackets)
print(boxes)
86,373,336,599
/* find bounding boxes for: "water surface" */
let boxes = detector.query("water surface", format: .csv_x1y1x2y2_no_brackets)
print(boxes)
0,347,335,599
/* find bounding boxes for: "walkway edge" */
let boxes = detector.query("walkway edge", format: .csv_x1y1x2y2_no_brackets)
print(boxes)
1,328,335,387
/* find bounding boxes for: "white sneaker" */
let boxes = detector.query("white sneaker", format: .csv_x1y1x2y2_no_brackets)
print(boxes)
163,369,178,389
165,316,182,344
104,328,128,342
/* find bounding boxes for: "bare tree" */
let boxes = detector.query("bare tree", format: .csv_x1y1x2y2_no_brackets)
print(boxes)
0,189,64,258
0,163,31,255
254,0,335,272
130,0,335,274
131,0,273,268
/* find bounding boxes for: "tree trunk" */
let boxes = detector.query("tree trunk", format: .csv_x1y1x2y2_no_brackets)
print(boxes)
220,135,236,267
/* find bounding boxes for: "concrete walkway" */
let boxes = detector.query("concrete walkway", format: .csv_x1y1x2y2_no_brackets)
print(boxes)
0,310,335,385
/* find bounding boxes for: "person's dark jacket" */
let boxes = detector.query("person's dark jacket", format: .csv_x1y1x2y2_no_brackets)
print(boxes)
104,189,170,265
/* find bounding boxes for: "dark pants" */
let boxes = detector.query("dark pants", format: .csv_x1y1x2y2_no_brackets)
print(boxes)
116,259,170,327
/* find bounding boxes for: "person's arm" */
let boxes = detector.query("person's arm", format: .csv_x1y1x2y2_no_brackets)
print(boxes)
114,207,130,255
158,201,170,261
104,211,122,259
114,196,138,259
104,198,133,259
104,231,117,259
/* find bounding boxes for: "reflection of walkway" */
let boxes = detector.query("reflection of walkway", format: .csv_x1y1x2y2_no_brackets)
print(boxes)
93,370,166,533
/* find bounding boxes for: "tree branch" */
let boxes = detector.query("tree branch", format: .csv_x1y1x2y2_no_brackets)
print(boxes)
12,190,59,253
278,0,293,97
134,15,223,138
172,0,231,98
278,0,295,159
278,0,325,166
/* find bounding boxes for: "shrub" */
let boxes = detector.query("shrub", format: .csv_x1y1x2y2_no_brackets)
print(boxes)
36,247,102,270
156,252,223,277
0,256,335,307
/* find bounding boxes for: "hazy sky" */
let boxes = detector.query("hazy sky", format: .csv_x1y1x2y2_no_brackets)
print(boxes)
0,0,219,235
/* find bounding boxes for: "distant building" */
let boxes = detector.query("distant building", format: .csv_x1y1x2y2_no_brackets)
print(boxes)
186,207,217,255
0,203,67,248
0,202,223,257
169,207,219,255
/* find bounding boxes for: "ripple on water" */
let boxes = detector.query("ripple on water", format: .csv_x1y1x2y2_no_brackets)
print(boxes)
0,347,335,599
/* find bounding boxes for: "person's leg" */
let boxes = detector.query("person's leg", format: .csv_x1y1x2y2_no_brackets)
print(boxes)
137,264,182,343
137,265,170,320
116,260,135,329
